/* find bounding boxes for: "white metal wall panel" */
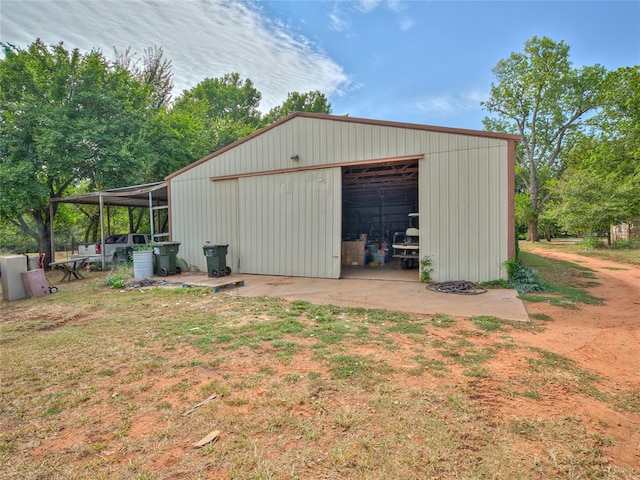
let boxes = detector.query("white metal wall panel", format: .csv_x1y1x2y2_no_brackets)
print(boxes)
170,178,239,273
238,168,341,278
420,142,509,282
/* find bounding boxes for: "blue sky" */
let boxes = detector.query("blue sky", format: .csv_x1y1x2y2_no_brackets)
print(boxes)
2,0,639,130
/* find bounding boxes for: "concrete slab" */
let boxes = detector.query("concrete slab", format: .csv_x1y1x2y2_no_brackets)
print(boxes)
176,272,530,322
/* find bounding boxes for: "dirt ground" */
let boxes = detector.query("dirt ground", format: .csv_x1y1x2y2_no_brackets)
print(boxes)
123,249,640,469
510,246,640,467
2,247,639,477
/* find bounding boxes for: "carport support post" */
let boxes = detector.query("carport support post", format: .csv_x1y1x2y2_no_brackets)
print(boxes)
148,191,155,242
49,201,56,264
99,194,106,271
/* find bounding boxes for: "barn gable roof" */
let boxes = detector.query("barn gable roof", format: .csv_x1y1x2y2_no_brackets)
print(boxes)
165,112,520,181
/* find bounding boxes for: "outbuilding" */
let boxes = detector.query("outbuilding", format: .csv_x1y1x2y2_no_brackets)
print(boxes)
166,113,519,282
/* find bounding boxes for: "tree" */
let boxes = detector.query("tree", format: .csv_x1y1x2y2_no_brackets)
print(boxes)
550,167,636,240
262,90,332,125
551,66,640,241
482,36,606,241
173,72,261,124
114,45,174,109
0,39,157,262
171,72,262,153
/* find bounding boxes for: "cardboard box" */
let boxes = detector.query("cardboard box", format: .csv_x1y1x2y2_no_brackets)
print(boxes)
342,241,365,266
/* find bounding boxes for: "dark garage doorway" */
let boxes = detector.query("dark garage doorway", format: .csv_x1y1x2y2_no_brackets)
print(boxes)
341,159,419,281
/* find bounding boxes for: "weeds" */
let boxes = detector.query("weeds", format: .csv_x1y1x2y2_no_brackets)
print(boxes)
504,258,546,294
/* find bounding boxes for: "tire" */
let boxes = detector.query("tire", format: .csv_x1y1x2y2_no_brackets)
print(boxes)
49,286,58,294
211,268,219,278
113,253,119,265
225,266,232,276
175,266,182,275
159,267,168,277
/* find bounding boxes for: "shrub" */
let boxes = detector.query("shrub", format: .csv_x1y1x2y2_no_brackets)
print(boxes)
505,259,545,294
580,234,604,250
105,264,130,289
611,237,639,250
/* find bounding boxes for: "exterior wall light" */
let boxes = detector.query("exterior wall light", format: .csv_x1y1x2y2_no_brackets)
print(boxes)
290,154,300,161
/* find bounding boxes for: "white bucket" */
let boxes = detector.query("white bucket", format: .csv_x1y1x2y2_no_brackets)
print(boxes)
132,251,154,278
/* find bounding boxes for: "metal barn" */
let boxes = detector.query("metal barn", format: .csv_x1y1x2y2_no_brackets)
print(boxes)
166,113,519,282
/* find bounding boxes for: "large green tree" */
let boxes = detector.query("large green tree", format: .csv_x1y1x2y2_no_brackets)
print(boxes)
482,36,606,241
0,39,158,262
551,66,640,240
262,90,332,125
170,72,262,153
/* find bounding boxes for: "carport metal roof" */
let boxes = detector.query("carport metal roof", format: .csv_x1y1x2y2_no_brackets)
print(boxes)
50,181,167,208
49,182,168,268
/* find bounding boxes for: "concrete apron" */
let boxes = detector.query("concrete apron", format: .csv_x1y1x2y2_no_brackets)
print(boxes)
178,273,530,322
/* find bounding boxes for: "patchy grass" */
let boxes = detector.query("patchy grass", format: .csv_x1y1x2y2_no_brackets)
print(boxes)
517,251,604,308
0,273,637,479
529,312,553,321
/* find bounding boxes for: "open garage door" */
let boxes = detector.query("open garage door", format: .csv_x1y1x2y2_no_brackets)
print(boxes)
341,158,420,279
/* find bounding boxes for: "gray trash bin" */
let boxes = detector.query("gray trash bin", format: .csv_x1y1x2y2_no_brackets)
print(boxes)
203,243,231,278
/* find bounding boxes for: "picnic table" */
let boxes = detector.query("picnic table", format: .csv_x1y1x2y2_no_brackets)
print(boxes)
49,256,90,282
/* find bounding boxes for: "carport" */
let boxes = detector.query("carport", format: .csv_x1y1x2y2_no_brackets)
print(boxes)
49,182,168,270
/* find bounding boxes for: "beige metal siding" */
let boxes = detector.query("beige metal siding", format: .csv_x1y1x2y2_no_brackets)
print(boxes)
238,168,341,278
169,115,513,281
170,178,239,273
420,140,509,282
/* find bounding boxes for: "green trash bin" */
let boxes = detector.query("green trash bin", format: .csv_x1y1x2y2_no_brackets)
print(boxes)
203,243,231,278
153,242,181,276
113,246,132,265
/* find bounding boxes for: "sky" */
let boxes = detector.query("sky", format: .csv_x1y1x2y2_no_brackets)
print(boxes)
1,0,639,130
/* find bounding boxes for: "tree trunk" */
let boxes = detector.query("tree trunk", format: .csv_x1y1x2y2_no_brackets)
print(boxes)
527,168,540,242
32,212,53,269
527,219,540,242
38,228,53,270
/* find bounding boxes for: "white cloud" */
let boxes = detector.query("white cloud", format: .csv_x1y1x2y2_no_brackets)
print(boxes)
398,17,414,31
0,0,351,111
415,89,489,114
329,8,350,33
355,0,383,13
417,96,456,114
329,0,414,33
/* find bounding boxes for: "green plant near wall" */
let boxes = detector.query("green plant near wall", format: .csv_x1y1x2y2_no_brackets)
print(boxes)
420,256,433,282
504,258,545,294
105,271,126,289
